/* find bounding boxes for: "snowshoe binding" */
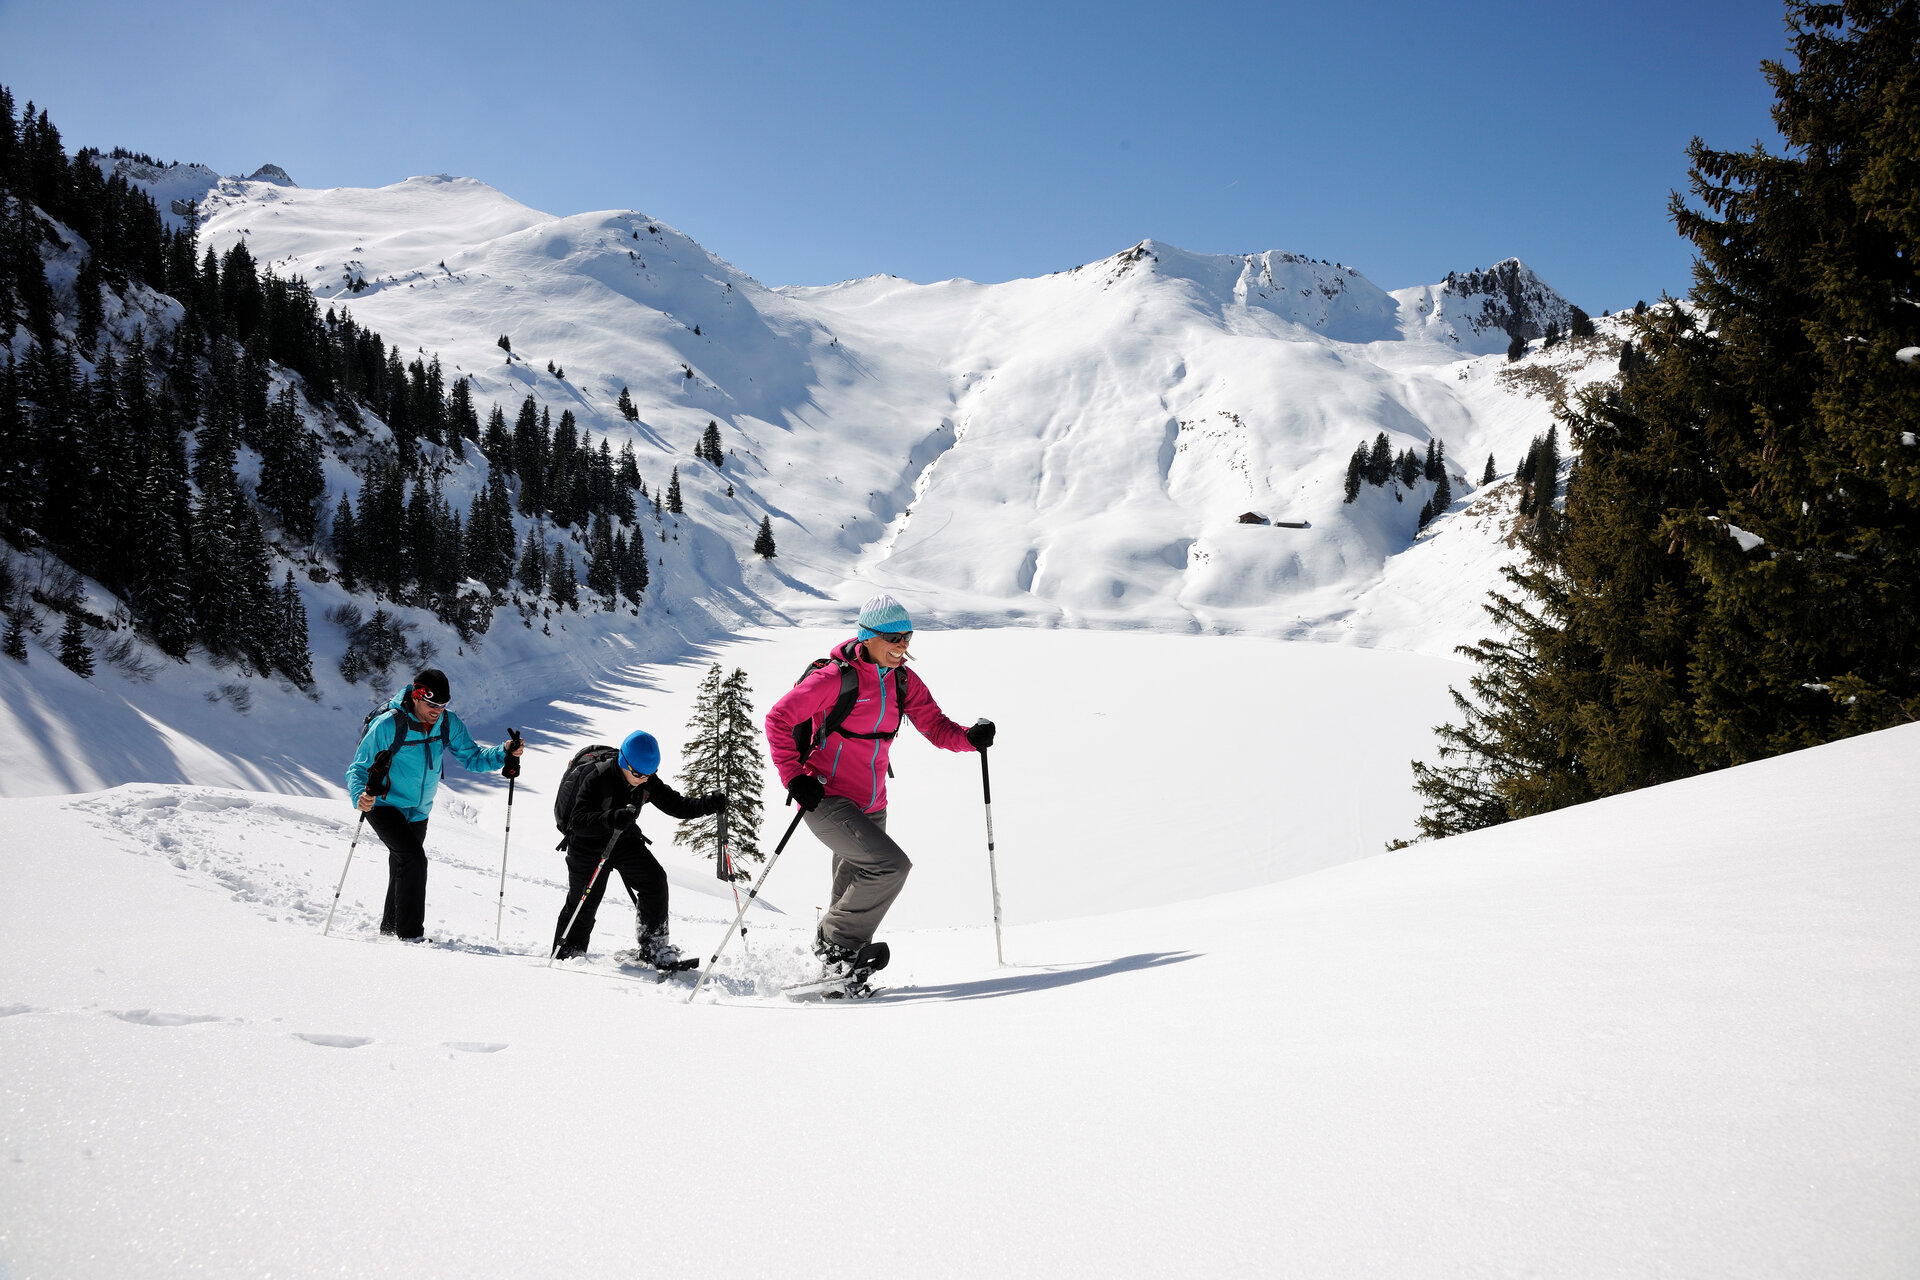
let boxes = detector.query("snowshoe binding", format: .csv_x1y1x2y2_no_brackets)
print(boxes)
785,939,890,1001
615,928,701,981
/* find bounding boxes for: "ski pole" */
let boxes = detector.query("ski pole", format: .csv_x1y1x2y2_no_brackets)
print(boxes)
322,813,366,936
687,808,804,1004
324,759,390,937
715,801,748,953
549,826,623,966
495,729,521,942
980,741,1004,966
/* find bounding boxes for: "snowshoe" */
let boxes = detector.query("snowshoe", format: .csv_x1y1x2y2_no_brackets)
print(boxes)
784,941,890,1001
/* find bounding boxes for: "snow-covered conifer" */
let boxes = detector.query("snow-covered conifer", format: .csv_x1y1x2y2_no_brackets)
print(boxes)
674,664,764,877
57,614,91,677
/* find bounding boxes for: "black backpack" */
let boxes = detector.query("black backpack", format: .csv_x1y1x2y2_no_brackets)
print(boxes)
358,704,449,797
552,744,621,849
790,646,913,773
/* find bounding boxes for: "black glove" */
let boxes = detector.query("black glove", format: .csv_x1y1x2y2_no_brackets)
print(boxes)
609,806,639,830
966,719,996,750
502,729,523,780
707,793,729,812
787,776,825,811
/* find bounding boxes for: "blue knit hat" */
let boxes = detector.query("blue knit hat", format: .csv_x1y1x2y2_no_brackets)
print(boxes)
619,730,661,776
856,592,913,641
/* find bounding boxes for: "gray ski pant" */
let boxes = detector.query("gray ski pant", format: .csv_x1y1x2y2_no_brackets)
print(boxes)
804,796,910,948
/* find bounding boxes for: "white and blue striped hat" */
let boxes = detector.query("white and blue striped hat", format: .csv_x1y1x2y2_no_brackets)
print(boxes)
855,593,913,641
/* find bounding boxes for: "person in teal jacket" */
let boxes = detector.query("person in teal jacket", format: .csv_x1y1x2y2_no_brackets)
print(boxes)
345,667,525,940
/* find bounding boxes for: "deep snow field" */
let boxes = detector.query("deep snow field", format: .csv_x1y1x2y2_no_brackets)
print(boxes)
2,628,1917,1278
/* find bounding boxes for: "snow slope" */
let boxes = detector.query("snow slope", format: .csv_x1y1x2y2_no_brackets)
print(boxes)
177,169,1615,644
3,641,1914,1279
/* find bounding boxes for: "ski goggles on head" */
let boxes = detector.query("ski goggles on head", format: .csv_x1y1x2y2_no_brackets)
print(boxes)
411,686,451,709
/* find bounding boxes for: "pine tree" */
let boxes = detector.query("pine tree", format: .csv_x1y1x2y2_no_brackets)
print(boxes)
1343,443,1366,503
258,384,324,540
130,460,193,657
189,471,246,656
57,613,92,677
1395,447,1421,489
674,664,765,877
1366,432,1392,487
1406,0,1920,838
586,513,617,607
233,500,278,675
1506,333,1526,362
1569,305,1595,339
619,523,649,601
666,466,683,514
753,516,776,558
331,493,360,591
2,611,25,663
617,386,638,421
481,403,512,472
275,570,313,687
547,544,579,610
700,420,723,467
1482,453,1497,486
1644,0,1920,753
512,396,546,515
516,528,548,594
356,459,408,598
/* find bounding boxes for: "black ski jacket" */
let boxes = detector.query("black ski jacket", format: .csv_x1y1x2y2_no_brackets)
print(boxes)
566,766,723,855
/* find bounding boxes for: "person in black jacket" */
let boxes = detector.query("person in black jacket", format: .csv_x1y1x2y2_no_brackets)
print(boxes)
552,730,725,965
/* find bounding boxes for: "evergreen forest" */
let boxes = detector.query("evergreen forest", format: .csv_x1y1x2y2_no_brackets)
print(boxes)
1411,0,1920,838
0,87,677,686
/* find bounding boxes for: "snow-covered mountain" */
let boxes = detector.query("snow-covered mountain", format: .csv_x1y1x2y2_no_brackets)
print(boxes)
0,160,1634,802
174,166,1618,639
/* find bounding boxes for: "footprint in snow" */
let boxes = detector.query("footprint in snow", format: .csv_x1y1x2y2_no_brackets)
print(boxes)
294,1032,374,1049
443,1042,508,1054
0,1004,36,1018
111,1009,228,1027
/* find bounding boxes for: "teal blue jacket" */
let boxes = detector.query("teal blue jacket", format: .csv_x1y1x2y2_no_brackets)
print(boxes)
346,695,507,822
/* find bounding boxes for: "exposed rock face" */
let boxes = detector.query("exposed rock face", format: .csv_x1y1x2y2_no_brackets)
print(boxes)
1439,259,1573,342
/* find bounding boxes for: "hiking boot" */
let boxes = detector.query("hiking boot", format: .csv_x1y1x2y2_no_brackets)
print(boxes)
813,928,857,980
636,927,680,969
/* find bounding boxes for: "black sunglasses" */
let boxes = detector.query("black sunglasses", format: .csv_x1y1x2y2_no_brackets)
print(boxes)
876,631,912,645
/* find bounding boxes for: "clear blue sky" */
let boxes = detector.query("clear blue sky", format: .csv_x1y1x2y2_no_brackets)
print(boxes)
1,0,1789,312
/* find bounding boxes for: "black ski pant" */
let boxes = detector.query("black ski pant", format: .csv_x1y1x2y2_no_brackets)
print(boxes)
366,805,431,940
552,836,668,955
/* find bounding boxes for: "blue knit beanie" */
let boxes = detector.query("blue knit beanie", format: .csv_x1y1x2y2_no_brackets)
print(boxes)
619,730,661,776
855,592,913,641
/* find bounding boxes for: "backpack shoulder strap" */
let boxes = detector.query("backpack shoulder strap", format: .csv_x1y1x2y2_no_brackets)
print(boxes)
374,707,409,768
814,658,862,750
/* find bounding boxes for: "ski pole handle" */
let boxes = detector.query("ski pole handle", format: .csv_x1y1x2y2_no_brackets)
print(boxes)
502,728,522,779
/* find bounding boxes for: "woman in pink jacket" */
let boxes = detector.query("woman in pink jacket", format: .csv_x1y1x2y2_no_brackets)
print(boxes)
765,593,994,995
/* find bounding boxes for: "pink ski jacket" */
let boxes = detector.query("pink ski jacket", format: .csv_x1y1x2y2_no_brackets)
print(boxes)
765,638,975,814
